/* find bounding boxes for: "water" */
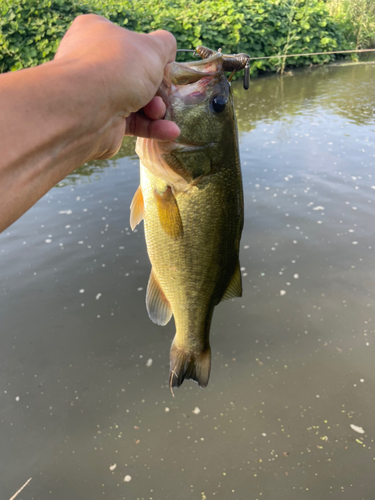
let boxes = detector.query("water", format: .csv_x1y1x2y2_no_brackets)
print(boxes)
1,63,375,500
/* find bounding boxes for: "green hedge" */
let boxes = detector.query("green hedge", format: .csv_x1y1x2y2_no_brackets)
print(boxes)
0,0,353,74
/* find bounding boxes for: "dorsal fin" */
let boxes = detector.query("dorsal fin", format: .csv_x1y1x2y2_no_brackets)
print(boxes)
130,185,144,230
154,186,183,239
221,261,242,301
146,270,172,326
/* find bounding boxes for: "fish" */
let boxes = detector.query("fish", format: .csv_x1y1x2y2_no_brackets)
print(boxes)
130,52,244,389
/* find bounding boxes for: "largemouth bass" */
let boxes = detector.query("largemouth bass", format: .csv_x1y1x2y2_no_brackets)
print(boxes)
130,53,244,389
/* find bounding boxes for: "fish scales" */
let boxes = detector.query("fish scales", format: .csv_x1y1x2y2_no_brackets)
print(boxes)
131,53,244,389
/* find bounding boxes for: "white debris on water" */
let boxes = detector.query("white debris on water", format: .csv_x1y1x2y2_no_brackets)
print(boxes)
280,290,286,296
193,407,201,414
45,239,52,243
124,475,132,482
294,274,299,279
165,407,170,412
350,424,365,434
137,287,143,291
109,463,117,471
79,289,85,294
313,206,325,211
146,359,153,367
15,396,20,402
59,210,72,215
96,293,102,300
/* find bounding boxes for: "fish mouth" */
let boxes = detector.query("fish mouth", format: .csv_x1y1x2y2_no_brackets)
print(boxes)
164,53,224,87
157,53,224,107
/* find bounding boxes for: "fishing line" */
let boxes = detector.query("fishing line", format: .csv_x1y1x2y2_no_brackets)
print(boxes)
249,48,375,61
177,47,375,90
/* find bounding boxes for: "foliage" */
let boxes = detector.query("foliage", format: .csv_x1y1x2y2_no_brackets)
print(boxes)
0,0,90,72
0,0,353,74
327,0,375,49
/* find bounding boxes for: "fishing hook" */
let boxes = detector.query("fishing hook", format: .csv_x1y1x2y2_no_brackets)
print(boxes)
177,47,251,90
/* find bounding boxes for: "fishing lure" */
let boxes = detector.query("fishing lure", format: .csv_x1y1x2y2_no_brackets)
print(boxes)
177,46,251,90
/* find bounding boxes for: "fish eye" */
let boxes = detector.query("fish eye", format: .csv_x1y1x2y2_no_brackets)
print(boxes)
211,95,227,113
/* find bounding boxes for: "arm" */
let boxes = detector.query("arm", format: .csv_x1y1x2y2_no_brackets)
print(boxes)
0,15,179,233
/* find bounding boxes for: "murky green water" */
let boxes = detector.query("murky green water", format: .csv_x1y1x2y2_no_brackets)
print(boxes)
1,63,375,500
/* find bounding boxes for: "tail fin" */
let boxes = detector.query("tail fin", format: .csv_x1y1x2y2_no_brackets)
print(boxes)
169,342,211,390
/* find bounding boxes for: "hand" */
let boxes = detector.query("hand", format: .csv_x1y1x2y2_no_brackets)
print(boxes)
0,15,180,231
55,15,180,158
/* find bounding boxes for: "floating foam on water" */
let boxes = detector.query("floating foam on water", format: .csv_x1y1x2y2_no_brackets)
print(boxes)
350,424,365,434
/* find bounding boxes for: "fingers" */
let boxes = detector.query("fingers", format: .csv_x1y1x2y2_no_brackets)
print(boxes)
143,96,166,120
147,30,177,65
125,113,180,141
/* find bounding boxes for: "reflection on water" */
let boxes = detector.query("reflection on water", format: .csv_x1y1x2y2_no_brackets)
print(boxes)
57,137,137,187
234,63,375,130
1,63,375,500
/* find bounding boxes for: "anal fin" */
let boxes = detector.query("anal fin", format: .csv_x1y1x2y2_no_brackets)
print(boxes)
146,270,172,326
130,185,144,230
221,261,242,301
155,186,183,239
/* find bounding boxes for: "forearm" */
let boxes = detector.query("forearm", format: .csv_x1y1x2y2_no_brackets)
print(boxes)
0,58,118,232
0,15,177,233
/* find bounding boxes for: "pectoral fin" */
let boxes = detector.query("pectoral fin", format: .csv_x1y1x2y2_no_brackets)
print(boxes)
146,270,172,326
155,187,183,239
130,185,144,230
221,262,242,301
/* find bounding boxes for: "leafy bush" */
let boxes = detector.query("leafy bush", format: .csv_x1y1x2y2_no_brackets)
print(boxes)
327,0,375,49
0,0,353,74
0,0,91,72
83,0,352,74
